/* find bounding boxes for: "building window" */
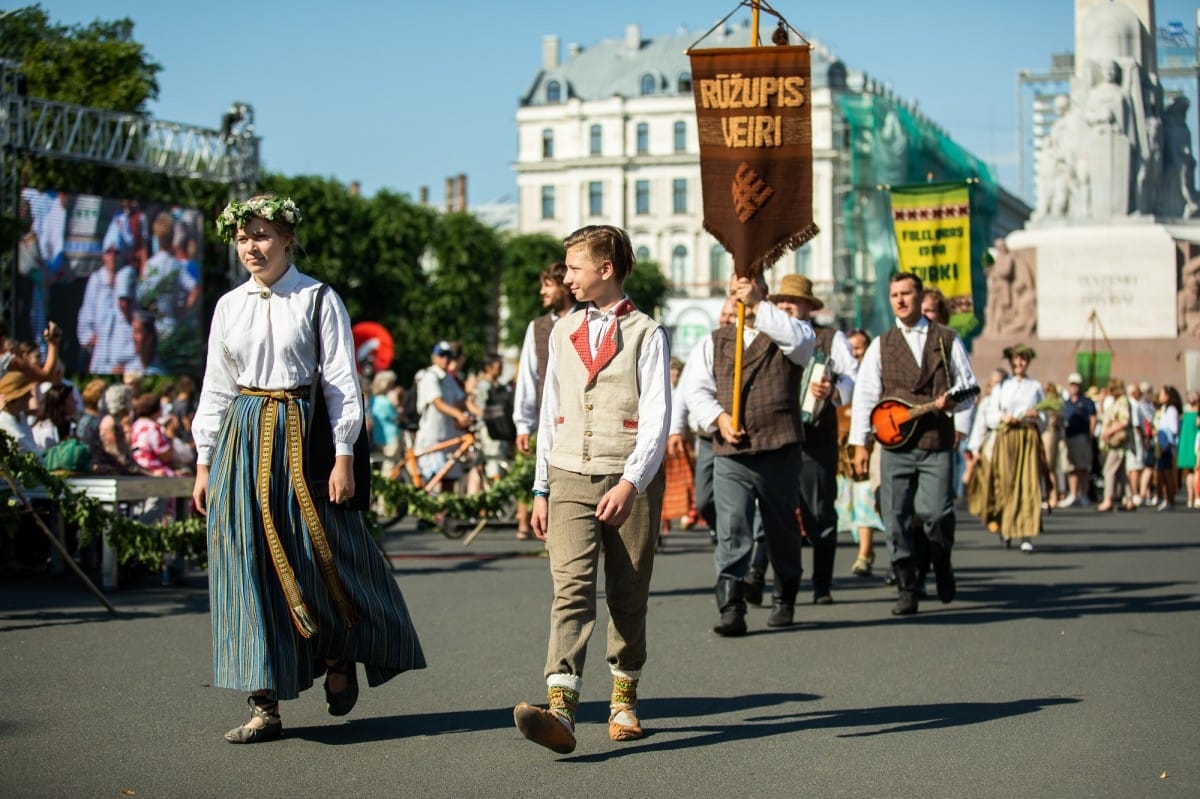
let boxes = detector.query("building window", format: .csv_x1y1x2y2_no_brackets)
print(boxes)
672,178,687,213
640,73,656,96
793,245,812,277
541,186,555,219
546,80,561,103
673,121,687,153
678,72,692,93
588,181,603,217
636,122,649,155
671,245,688,294
541,128,554,159
636,245,650,263
635,180,650,215
589,124,602,156
710,244,729,296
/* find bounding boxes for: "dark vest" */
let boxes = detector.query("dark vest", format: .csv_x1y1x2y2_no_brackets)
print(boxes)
802,325,841,448
878,323,956,451
532,313,555,418
712,326,803,456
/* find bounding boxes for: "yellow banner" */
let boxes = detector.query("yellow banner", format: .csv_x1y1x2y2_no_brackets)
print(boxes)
890,183,974,326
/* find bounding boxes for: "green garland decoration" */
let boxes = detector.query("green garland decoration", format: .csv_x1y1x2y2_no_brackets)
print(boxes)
0,433,207,569
0,431,535,570
371,454,534,523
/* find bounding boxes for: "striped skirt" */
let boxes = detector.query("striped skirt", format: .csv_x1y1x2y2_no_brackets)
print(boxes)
207,392,425,700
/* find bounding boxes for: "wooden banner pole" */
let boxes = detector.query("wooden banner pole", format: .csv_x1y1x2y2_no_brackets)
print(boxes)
731,2,761,433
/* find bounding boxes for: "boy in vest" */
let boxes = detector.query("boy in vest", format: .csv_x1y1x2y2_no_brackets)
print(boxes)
848,272,978,615
686,274,816,634
514,225,670,754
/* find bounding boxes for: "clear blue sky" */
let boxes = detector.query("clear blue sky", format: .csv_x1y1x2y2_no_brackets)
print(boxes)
35,0,1200,204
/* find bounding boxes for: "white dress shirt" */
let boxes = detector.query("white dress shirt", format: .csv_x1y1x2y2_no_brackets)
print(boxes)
513,310,567,436
533,300,670,494
848,316,977,447
192,266,363,466
985,376,1046,432
823,328,859,407
685,300,816,433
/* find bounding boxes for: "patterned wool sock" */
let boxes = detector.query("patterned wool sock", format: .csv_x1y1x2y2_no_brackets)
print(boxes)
547,685,579,728
611,676,638,723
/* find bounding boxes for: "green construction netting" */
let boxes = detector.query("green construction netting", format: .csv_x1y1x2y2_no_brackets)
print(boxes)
838,92,999,341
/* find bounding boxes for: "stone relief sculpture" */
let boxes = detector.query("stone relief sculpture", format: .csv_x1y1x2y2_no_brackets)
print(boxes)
982,239,1037,338
1033,1,1200,223
1083,59,1136,218
1180,255,1200,337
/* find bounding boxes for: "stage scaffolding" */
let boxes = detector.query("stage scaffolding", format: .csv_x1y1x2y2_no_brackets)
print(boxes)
0,59,260,335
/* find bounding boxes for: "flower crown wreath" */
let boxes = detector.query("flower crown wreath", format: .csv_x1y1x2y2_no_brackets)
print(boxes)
215,196,302,243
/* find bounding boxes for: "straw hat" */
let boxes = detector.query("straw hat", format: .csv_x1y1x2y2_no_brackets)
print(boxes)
0,369,36,405
769,274,824,310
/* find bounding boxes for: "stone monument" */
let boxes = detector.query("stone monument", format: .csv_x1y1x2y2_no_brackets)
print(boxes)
975,0,1200,389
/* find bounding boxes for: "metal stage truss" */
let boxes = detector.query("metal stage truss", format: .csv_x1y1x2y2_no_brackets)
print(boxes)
0,59,260,335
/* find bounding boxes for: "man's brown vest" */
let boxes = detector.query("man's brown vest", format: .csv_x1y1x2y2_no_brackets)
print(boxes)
802,324,840,448
712,326,803,456
878,323,956,451
532,313,555,418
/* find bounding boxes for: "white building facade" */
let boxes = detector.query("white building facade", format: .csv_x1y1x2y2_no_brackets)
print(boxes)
515,22,1028,356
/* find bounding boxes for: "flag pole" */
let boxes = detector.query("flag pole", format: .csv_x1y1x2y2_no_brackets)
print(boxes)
731,1,761,432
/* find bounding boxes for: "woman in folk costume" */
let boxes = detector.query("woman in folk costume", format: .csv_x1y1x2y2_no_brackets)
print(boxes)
976,344,1047,552
192,196,425,744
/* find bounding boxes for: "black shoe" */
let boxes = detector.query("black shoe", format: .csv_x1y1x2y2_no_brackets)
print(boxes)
742,569,765,607
766,602,795,627
812,593,833,605
713,578,747,636
890,560,919,616
929,542,956,604
324,660,359,717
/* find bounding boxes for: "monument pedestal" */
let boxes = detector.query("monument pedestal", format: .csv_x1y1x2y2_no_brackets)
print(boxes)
971,222,1200,389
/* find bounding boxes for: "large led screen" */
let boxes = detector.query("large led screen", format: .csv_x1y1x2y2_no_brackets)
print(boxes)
16,188,204,377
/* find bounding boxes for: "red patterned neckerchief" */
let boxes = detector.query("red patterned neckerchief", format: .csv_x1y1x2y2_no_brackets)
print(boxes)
568,298,635,384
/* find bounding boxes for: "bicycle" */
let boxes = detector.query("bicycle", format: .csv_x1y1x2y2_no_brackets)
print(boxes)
379,424,512,540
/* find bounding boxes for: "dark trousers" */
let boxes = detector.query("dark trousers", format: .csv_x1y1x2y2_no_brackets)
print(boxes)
879,447,956,563
713,445,803,582
693,436,716,530
797,444,839,543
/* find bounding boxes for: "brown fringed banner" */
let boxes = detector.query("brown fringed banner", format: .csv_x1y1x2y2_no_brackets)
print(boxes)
688,45,818,278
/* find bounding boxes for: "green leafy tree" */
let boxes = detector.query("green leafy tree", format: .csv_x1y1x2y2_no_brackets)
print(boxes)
0,5,160,111
426,212,505,371
500,233,563,347
624,258,669,318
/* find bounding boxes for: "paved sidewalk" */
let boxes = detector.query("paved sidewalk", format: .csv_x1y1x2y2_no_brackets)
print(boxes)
1,503,1197,798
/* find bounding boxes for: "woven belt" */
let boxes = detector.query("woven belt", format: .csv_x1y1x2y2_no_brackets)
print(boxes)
239,386,358,637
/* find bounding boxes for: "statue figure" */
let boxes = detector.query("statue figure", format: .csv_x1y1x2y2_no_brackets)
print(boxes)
983,239,1038,339
1035,95,1080,220
1135,81,1163,215
1083,59,1136,218
1180,255,1200,337
1158,96,1200,219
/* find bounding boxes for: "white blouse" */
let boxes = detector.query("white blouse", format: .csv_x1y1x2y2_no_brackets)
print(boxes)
192,266,363,466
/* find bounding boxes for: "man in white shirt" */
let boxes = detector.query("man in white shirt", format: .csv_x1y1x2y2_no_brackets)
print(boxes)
413,341,470,489
849,273,977,615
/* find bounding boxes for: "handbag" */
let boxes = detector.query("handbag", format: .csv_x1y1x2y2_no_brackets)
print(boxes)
1103,425,1130,449
304,284,372,511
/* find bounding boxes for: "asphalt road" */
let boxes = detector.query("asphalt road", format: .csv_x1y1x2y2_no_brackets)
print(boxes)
2,501,1198,799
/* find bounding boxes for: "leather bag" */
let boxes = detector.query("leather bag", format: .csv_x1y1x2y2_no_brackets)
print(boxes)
305,284,372,511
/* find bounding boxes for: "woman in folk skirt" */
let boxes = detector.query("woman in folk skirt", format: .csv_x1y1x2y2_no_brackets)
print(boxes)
191,195,425,744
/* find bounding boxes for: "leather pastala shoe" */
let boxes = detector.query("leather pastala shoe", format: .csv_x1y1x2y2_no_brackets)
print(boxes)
608,705,644,741
514,703,576,754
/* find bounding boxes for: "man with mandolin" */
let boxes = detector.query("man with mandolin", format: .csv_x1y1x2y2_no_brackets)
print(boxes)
848,272,978,616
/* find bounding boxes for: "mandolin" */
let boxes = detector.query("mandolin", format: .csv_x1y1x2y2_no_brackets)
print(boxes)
870,385,981,449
